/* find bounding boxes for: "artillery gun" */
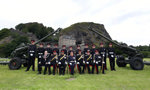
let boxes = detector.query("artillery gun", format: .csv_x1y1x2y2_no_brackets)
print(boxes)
88,24,150,70
0,28,61,70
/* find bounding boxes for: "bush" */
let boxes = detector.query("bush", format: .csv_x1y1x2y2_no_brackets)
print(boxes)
0,28,11,40
141,51,150,58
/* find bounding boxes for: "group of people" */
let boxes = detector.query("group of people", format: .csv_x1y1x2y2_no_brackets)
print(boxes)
25,40,116,75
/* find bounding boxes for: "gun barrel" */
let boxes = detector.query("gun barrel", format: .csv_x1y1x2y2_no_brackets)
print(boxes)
88,26,136,51
35,28,61,44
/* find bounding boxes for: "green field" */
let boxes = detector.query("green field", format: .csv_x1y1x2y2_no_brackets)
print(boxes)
0,58,150,90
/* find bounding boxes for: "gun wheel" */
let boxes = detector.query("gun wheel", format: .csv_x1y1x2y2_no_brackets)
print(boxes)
9,57,22,70
116,56,126,67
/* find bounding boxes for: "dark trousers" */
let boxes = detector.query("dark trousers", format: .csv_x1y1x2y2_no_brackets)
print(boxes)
26,56,35,71
38,58,43,73
44,64,56,75
77,63,85,74
104,57,107,70
101,63,105,74
38,64,42,73
92,63,95,74
70,64,75,75
59,64,66,75
109,58,115,70
86,64,91,74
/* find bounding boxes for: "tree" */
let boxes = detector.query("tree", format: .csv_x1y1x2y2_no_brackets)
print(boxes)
0,28,11,40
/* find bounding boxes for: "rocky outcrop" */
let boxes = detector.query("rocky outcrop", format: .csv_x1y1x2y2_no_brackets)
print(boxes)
59,22,111,48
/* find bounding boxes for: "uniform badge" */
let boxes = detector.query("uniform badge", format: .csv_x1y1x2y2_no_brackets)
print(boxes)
30,54,33,56
86,62,89,64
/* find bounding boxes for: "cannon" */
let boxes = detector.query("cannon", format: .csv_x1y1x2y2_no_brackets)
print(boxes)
0,28,62,70
88,24,150,70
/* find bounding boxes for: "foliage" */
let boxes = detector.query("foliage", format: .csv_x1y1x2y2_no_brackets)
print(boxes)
15,22,54,41
0,28,11,40
0,36,29,57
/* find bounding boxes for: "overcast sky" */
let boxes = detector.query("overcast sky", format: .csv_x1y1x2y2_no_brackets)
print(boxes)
0,0,150,46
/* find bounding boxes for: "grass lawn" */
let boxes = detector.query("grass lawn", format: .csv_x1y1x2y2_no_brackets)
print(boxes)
0,58,150,90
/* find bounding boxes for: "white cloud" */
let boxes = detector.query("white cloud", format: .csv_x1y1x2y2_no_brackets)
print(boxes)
0,0,150,45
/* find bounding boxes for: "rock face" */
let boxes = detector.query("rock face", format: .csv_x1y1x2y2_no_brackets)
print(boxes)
58,22,111,49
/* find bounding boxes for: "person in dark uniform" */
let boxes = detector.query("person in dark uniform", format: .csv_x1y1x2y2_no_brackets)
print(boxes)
94,50,102,74
99,42,107,70
91,44,96,57
53,44,59,55
76,50,85,74
108,43,116,71
26,40,36,72
45,43,53,56
84,50,92,74
76,45,81,55
91,44,97,74
68,51,76,75
58,50,67,75
68,46,74,55
61,45,67,55
43,50,51,75
83,44,90,55
37,43,45,74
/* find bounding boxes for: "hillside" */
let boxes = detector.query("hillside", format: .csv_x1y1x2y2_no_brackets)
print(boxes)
59,22,111,48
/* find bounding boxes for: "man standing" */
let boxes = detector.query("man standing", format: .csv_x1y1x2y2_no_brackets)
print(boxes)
58,50,67,75
43,50,51,75
99,43,107,70
68,51,76,75
76,50,85,74
91,44,96,74
83,44,90,55
37,43,45,74
53,44,59,55
108,43,116,71
68,46,74,55
94,50,102,74
45,43,53,56
76,45,81,55
84,50,92,74
26,40,36,72
61,45,67,55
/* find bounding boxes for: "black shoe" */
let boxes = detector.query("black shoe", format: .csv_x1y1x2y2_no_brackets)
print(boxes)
25,70,28,72
82,71,85,74
32,69,35,71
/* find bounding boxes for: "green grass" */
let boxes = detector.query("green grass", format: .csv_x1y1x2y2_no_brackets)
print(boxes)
0,58,150,90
